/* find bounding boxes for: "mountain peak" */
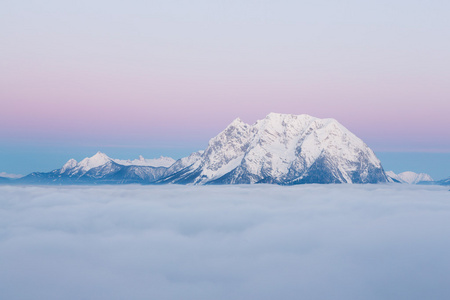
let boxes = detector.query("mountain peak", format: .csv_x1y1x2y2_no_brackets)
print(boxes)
166,113,387,185
387,171,434,184
60,158,78,173
227,117,246,128
92,151,110,159
259,113,318,130
78,152,112,171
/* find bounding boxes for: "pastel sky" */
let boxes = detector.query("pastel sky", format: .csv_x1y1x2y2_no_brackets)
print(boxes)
1,1,449,176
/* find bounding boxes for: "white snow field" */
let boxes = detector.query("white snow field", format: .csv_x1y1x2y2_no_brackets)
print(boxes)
1,184,449,300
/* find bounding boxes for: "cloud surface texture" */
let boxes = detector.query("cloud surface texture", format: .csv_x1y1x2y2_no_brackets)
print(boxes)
1,184,449,300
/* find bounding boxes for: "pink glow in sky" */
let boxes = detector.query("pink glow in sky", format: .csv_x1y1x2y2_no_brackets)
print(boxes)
1,0,449,152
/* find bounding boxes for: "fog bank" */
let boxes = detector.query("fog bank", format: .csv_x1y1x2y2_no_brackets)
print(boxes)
1,184,449,300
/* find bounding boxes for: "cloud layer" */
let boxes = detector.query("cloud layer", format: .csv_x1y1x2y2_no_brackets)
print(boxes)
1,184,450,300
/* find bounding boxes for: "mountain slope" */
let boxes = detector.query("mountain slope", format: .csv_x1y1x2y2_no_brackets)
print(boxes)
113,156,175,167
386,171,434,184
0,176,13,184
20,152,175,184
436,177,450,186
160,113,388,185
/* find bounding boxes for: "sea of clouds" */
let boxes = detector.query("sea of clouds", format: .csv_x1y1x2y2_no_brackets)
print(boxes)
1,184,449,300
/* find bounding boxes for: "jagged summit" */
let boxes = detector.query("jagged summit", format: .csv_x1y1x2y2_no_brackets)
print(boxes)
161,113,388,185
60,159,77,173
77,152,112,171
230,117,244,125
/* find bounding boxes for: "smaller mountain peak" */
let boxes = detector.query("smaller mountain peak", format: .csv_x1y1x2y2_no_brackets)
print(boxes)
78,152,112,171
139,155,145,161
65,158,78,165
231,117,243,124
89,151,112,161
226,117,247,129
60,158,78,173
92,151,109,158
387,171,434,184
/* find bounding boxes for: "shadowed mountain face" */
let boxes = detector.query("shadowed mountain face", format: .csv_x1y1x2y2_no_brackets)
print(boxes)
436,177,450,186
0,177,13,183
19,113,389,185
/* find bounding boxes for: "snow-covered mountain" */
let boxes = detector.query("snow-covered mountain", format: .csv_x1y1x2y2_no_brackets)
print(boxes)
17,113,392,185
159,113,388,185
386,171,434,184
114,156,175,167
164,151,204,175
21,152,176,184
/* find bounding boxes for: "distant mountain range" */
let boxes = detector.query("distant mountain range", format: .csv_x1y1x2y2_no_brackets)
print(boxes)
18,152,180,185
2,113,448,186
386,171,434,184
